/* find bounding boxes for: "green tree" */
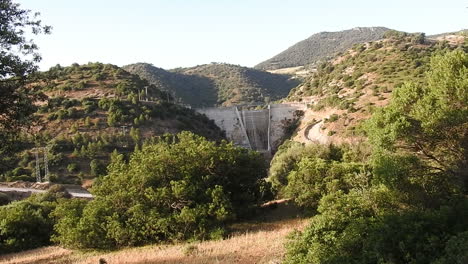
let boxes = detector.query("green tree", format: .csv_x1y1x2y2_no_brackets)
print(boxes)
53,132,269,249
0,188,69,254
89,159,106,177
0,0,50,173
284,188,468,264
129,127,140,143
366,49,468,198
84,116,91,127
0,0,51,132
284,50,468,264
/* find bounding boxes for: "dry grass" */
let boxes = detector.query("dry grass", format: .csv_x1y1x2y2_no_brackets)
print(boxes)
0,247,72,264
0,202,308,264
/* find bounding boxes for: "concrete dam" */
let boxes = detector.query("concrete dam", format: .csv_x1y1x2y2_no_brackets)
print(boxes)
195,103,306,152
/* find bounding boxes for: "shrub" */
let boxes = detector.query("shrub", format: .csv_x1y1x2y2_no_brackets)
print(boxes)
0,190,69,254
0,193,10,206
67,163,79,173
89,159,106,177
53,132,269,249
0,201,54,253
269,143,352,196
285,156,364,209
284,191,468,264
325,114,340,123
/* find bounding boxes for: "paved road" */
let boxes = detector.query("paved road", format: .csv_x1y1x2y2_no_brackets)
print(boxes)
0,186,93,199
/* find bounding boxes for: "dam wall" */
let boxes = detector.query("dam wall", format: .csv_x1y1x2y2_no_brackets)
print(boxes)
196,103,306,152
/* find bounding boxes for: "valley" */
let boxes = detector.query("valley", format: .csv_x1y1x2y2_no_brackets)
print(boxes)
1,2,467,262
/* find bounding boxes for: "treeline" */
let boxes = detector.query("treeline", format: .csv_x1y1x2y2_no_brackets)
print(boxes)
0,132,271,253
270,49,468,263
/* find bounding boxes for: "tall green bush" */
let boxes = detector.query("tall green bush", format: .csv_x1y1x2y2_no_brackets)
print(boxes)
53,132,269,249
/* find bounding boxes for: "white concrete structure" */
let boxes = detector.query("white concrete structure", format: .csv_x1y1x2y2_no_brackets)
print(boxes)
196,103,306,152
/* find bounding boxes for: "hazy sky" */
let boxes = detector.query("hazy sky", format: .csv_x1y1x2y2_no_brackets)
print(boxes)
17,0,468,70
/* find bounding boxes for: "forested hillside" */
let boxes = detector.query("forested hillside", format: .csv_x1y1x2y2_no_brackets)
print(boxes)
286,31,466,142
273,48,468,264
124,62,299,107
255,27,390,70
0,62,223,185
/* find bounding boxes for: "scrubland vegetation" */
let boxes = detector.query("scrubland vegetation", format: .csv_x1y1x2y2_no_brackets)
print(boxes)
272,49,468,263
1,132,270,253
0,62,224,184
1,1,467,263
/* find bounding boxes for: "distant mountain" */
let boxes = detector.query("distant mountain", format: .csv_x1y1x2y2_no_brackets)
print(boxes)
255,27,391,70
428,29,468,39
123,63,300,107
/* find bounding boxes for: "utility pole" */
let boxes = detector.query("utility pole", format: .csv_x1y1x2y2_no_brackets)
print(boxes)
43,147,49,182
34,149,41,182
145,86,148,102
267,104,271,153
121,125,128,147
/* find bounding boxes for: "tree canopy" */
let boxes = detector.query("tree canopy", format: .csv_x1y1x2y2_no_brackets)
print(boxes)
53,132,269,249
366,49,468,198
283,49,468,264
0,0,51,131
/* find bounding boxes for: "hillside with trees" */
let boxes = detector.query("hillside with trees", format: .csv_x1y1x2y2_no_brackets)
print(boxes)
255,27,391,70
124,62,300,107
276,49,468,264
1,0,468,263
285,31,467,143
0,62,224,185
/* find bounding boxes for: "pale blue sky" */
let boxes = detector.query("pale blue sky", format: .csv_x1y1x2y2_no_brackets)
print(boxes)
17,0,468,70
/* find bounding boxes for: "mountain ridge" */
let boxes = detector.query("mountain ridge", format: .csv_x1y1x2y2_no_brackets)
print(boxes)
123,62,300,107
255,27,391,70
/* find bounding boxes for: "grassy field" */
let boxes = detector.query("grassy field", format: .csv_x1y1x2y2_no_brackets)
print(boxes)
0,201,307,264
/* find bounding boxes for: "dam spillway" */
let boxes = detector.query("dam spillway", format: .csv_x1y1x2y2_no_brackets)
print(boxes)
195,103,306,152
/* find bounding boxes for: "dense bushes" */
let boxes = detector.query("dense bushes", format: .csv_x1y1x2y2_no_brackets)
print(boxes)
0,132,270,252
0,187,70,254
284,188,468,264
52,131,269,249
269,141,370,208
282,50,468,263
285,158,366,209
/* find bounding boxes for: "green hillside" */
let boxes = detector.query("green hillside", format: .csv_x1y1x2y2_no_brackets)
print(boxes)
0,62,224,185
286,32,467,138
255,27,391,70
122,63,218,107
124,62,300,107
